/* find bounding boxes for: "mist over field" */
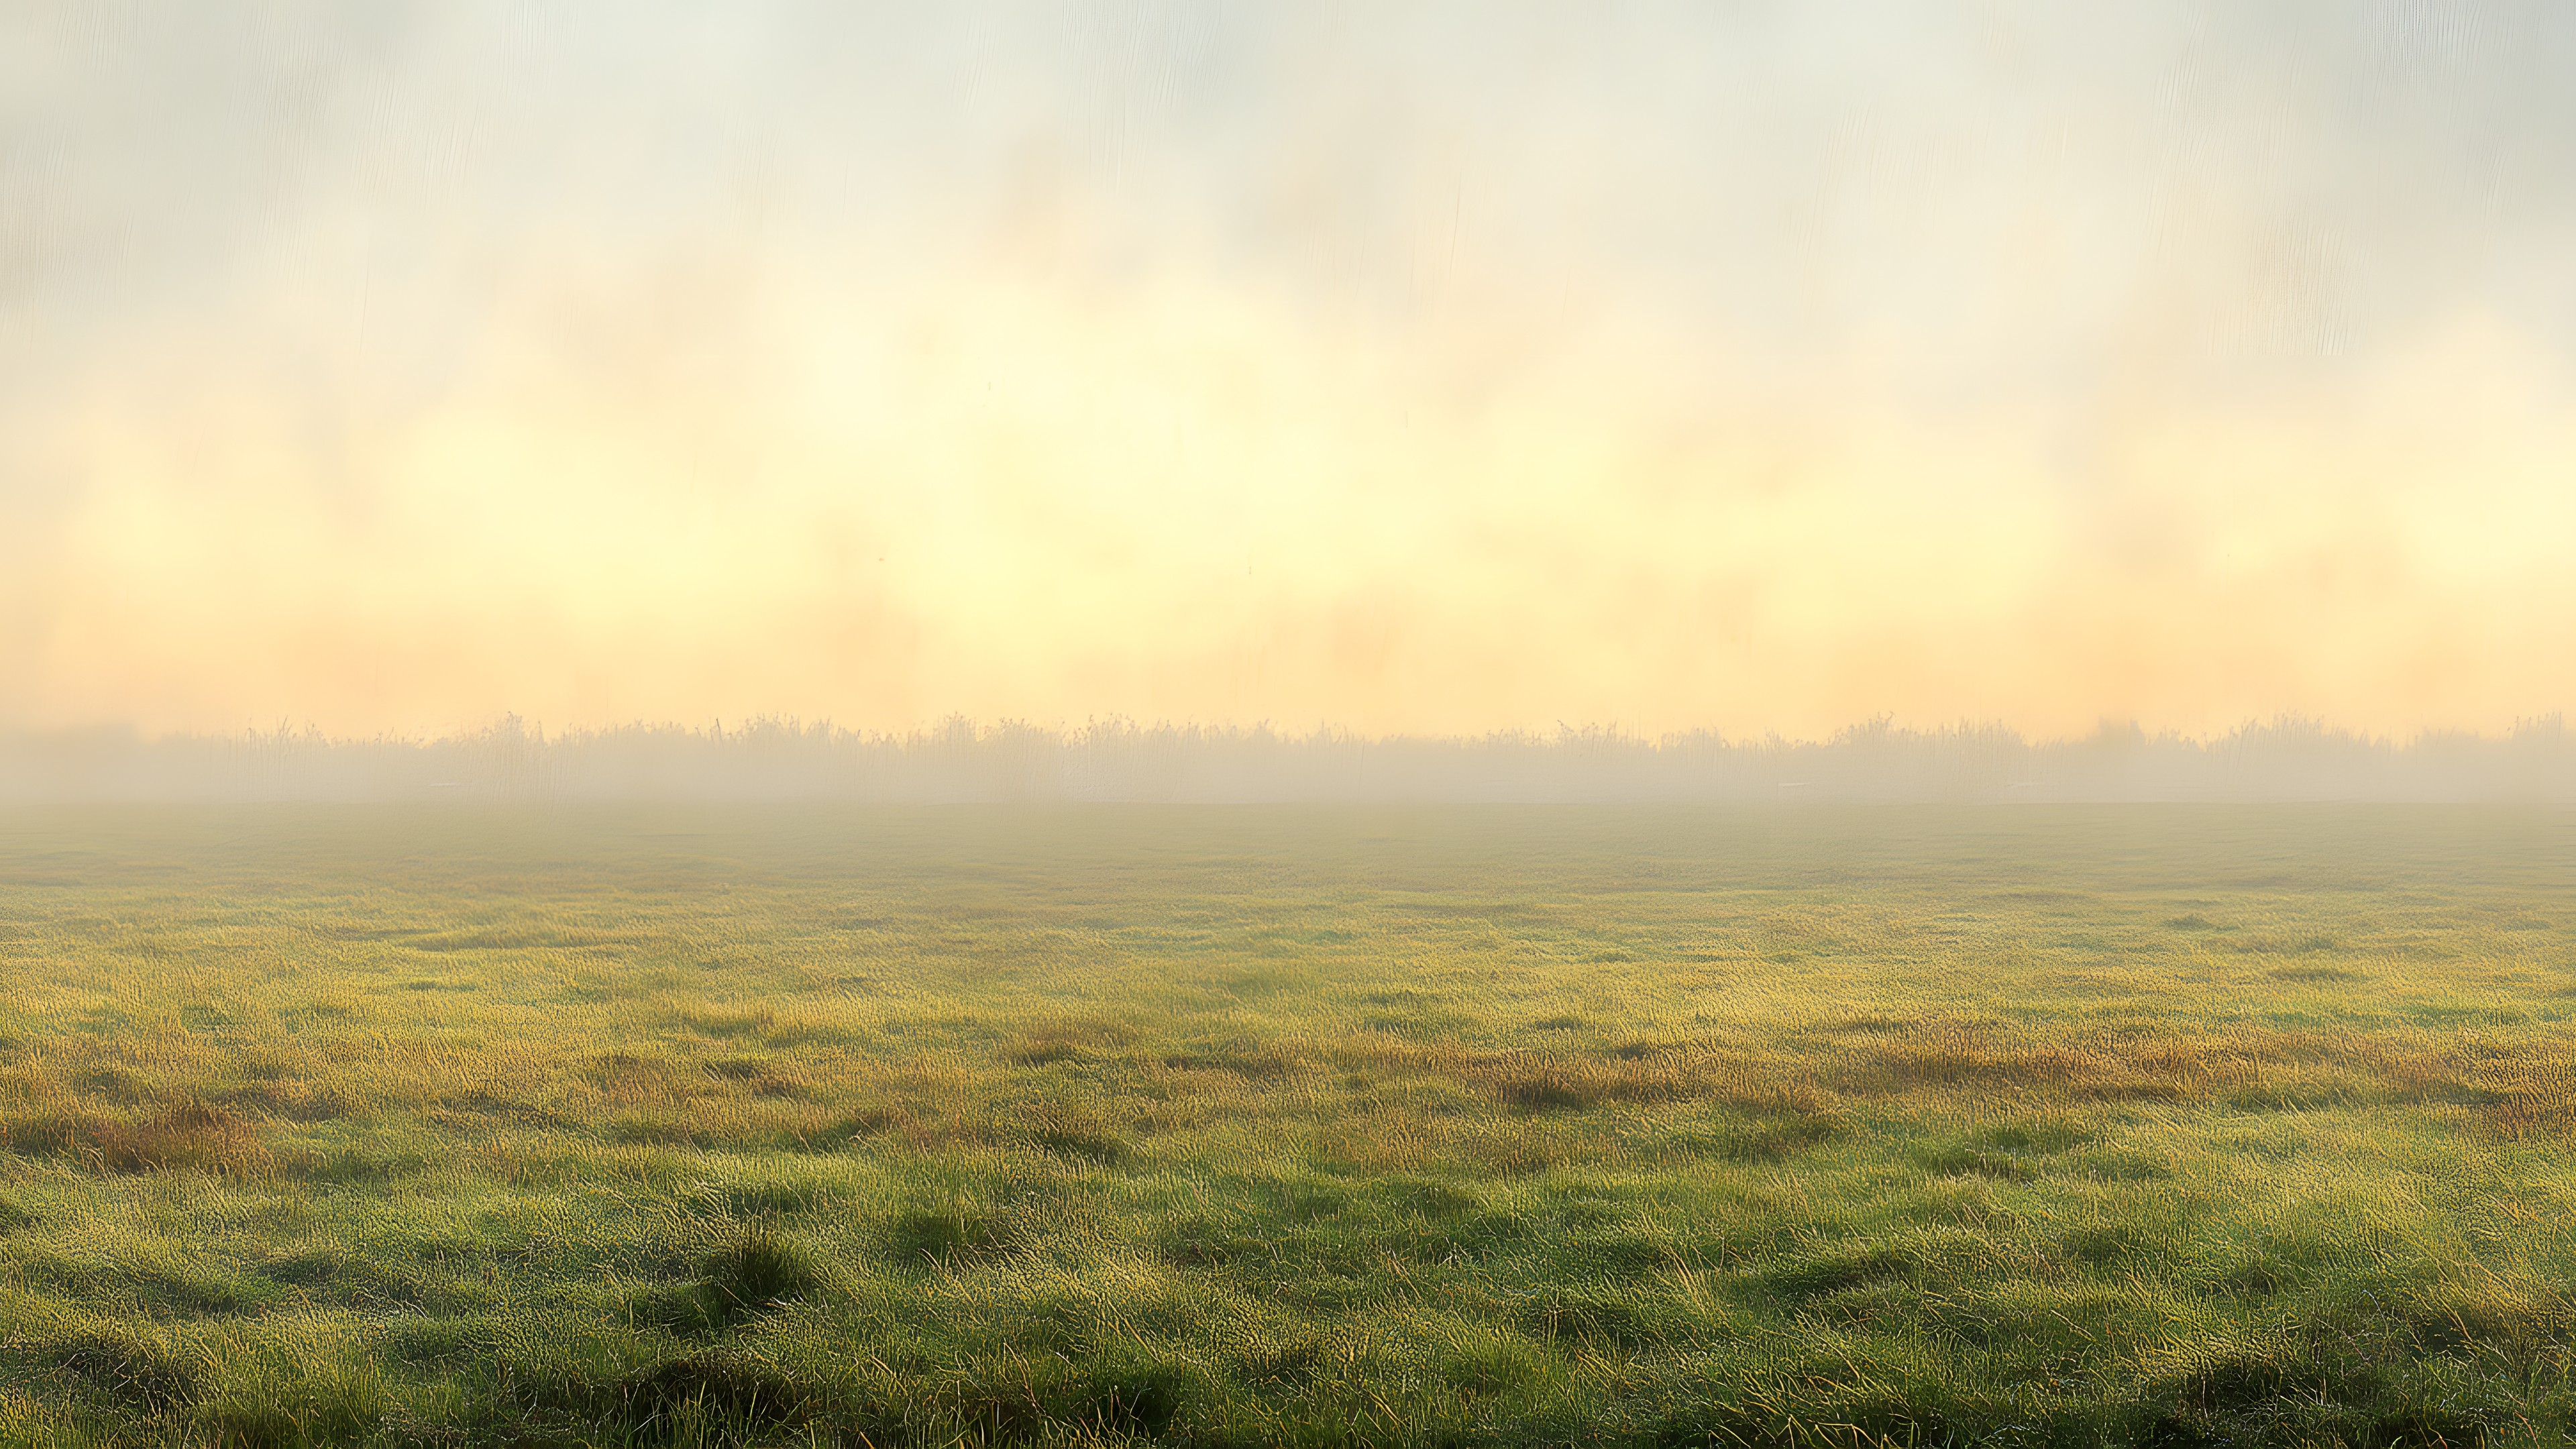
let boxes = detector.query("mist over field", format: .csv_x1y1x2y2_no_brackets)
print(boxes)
7,716,2576,803
5,1,2576,741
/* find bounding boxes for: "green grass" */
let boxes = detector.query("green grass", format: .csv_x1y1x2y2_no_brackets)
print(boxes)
3,804,2575,1446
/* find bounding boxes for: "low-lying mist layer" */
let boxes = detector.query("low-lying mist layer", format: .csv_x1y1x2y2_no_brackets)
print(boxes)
9,716,2576,804
2,806,2574,1444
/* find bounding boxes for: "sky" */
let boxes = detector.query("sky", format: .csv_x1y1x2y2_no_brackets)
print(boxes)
3,1,2573,742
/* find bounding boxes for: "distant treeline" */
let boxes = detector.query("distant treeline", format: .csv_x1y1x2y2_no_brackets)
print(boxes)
3,716,2574,802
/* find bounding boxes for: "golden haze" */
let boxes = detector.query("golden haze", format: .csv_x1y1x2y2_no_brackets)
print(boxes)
5,5,2572,741
21,279,2573,742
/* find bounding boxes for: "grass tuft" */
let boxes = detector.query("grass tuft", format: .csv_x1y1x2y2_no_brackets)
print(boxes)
5,1097,270,1175
51,1329,198,1412
698,1224,826,1326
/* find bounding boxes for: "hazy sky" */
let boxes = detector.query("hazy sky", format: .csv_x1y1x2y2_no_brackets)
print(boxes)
5,1,2573,739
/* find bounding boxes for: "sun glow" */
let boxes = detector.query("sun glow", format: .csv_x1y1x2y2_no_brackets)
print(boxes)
6,5,2573,740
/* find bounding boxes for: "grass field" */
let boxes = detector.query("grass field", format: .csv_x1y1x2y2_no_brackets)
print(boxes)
3,805,2575,1447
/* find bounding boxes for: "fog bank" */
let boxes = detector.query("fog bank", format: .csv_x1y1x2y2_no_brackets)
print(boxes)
5,717,2571,804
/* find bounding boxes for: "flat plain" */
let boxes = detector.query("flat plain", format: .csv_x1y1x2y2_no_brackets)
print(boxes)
2,804,2575,1447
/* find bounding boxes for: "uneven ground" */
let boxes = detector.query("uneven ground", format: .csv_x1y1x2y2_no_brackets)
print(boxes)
2,805,2575,1446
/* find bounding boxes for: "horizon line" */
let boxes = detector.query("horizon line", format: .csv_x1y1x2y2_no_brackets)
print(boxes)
9,711,2574,754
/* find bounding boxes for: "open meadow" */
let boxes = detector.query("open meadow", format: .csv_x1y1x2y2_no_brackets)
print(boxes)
3,804,2575,1447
